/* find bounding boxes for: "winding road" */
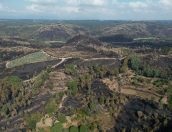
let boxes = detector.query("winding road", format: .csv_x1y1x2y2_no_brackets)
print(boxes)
52,57,72,69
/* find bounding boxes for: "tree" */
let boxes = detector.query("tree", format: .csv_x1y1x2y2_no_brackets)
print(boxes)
0,76,30,118
98,96,105,105
168,95,172,110
88,101,96,111
68,80,78,95
143,66,154,77
51,122,63,132
25,113,42,130
79,125,88,132
69,126,78,132
129,55,141,72
65,64,77,75
1,104,9,117
44,98,57,115
56,112,66,123
120,57,129,73
79,74,92,89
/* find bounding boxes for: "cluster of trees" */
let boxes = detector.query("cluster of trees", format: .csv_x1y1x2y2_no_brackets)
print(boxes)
128,55,168,78
120,57,129,73
166,82,172,110
44,98,57,115
67,64,120,96
50,122,63,132
44,92,65,115
24,113,43,130
69,125,89,132
31,68,51,94
0,67,51,123
88,65,119,79
25,91,65,130
64,64,77,75
79,73,93,90
160,47,172,55
0,76,32,118
67,80,78,95
168,93,172,110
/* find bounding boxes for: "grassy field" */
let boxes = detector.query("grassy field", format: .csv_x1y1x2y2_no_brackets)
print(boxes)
133,37,158,41
7,51,54,68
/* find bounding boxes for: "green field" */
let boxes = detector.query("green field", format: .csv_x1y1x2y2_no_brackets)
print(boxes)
133,37,158,41
7,51,54,68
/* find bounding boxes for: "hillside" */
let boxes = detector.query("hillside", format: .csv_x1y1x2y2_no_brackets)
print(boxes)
0,20,172,132
97,22,172,41
32,24,89,41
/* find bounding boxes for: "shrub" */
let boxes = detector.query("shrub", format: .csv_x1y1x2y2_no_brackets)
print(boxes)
33,70,49,89
129,55,141,72
69,126,78,132
51,122,63,132
55,92,64,101
89,123,97,131
47,81,54,89
38,128,45,132
88,101,96,111
161,47,171,55
79,74,92,89
143,66,160,78
153,79,168,87
65,64,77,75
167,87,172,96
56,112,66,123
44,98,57,115
68,80,78,95
63,128,69,132
168,95,172,110
120,57,129,73
1,104,9,117
25,113,42,130
79,125,88,132
98,96,105,105
111,68,119,76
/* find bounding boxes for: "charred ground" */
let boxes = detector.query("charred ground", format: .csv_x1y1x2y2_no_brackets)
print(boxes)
0,20,172,132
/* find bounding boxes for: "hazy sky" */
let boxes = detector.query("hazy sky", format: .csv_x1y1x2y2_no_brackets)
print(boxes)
0,0,172,20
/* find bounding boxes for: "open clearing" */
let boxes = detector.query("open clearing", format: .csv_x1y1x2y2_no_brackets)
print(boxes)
6,50,55,68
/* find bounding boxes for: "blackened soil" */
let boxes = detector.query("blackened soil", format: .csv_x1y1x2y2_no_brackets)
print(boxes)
0,60,60,80
114,98,172,132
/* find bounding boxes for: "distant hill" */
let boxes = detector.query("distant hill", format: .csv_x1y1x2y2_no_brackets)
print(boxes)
67,35,103,46
32,24,89,41
98,22,172,39
1,20,172,43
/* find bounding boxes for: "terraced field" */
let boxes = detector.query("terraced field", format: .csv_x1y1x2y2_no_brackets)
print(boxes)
6,50,55,68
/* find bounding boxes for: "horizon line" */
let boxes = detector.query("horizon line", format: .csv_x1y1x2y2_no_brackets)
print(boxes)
0,18,172,21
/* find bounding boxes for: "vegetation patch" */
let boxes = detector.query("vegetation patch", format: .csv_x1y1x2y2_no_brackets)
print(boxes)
45,98,58,115
69,126,79,132
50,122,63,132
7,51,54,68
129,55,170,79
0,76,32,118
25,113,43,130
65,64,77,75
67,80,78,95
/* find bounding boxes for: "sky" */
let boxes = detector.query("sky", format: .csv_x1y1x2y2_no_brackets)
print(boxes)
0,0,172,20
